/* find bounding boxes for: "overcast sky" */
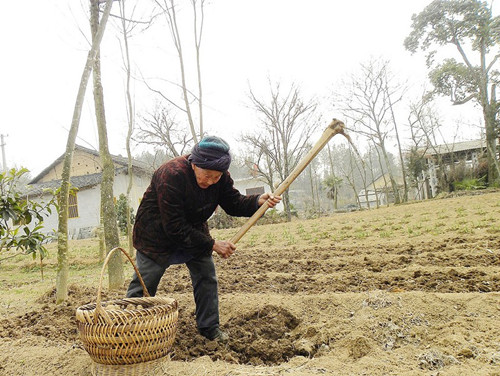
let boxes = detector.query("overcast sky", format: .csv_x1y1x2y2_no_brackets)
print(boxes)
0,0,482,178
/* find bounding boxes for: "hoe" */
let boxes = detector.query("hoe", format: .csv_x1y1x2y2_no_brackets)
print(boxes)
230,118,351,244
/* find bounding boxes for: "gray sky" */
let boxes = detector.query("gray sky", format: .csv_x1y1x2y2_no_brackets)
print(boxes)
0,0,481,177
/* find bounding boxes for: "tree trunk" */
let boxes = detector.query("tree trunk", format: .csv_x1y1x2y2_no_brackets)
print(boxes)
118,0,135,257
192,0,204,138
283,191,292,221
387,84,409,202
90,0,123,289
380,140,400,204
484,101,499,182
350,147,369,209
314,172,321,215
326,144,339,211
98,224,105,262
478,41,500,183
367,155,380,209
56,0,114,304
308,165,316,213
164,0,197,142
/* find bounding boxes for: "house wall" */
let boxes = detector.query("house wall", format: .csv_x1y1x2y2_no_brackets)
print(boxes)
37,184,101,239
233,177,284,211
358,189,387,208
35,171,151,240
113,172,150,213
233,178,267,195
69,185,102,239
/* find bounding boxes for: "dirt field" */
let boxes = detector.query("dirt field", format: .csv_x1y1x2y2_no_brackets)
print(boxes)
1,190,499,375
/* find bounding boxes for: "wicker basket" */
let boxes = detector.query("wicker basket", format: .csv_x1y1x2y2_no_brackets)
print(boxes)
76,247,178,368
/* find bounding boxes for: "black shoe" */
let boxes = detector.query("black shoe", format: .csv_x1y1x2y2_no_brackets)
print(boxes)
200,327,229,343
212,328,229,343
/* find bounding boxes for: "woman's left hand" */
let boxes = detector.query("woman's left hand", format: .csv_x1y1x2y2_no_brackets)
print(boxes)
258,193,282,208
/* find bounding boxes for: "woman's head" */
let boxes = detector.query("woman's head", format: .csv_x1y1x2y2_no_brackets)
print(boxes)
188,136,231,189
188,136,231,172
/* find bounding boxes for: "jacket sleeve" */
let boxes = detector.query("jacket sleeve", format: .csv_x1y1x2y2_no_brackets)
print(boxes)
218,173,261,217
155,168,215,253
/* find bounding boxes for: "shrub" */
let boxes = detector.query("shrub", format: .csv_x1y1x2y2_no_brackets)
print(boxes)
208,209,246,230
115,194,135,235
208,207,290,230
0,168,57,260
453,177,487,191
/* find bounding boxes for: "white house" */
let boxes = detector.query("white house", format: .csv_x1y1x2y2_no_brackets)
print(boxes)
358,173,406,208
232,176,284,212
25,145,152,239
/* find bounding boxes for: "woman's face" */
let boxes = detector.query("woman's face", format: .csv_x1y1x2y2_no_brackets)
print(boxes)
192,164,223,189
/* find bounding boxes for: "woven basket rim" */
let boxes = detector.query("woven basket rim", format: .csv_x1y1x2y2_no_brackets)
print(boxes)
76,296,177,312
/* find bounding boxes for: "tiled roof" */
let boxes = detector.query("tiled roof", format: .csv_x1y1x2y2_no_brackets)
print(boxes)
421,139,486,156
23,172,103,197
29,144,150,184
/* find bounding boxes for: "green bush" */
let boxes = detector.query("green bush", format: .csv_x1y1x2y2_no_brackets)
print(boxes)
453,177,487,191
115,194,135,235
208,207,291,230
0,168,57,260
208,209,246,230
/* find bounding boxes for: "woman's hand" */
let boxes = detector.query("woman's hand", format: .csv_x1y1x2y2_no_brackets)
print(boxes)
212,240,236,259
258,192,282,208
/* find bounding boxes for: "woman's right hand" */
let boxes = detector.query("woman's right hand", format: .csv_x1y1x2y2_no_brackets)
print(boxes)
212,240,236,259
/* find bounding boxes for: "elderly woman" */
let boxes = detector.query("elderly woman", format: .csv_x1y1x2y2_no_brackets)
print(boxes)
127,136,281,343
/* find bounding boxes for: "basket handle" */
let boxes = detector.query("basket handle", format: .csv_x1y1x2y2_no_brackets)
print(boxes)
94,247,151,323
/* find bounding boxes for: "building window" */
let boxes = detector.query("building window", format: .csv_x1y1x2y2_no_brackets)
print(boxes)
68,193,79,218
246,186,265,195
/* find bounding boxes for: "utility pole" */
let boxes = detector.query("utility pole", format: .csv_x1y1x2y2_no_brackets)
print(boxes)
0,134,7,171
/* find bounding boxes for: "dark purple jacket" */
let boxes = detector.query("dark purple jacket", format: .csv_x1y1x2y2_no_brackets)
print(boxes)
133,155,260,264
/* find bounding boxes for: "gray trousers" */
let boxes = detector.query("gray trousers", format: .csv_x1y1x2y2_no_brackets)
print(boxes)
126,251,220,335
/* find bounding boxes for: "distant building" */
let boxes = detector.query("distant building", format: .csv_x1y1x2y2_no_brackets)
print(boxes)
419,139,487,198
24,145,152,240
358,173,405,208
232,176,284,211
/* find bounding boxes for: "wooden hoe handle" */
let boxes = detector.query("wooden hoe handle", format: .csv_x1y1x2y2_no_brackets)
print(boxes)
229,118,347,244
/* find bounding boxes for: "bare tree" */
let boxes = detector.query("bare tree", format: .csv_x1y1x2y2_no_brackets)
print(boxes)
239,133,276,191
336,59,403,204
191,0,205,138
56,0,114,304
365,145,382,208
135,102,193,157
406,93,437,198
385,79,409,201
407,92,465,196
114,0,156,255
90,0,123,289
118,0,135,255
337,145,363,208
241,80,320,220
153,0,207,142
320,142,363,208
352,144,371,209
322,144,343,210
306,162,319,216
